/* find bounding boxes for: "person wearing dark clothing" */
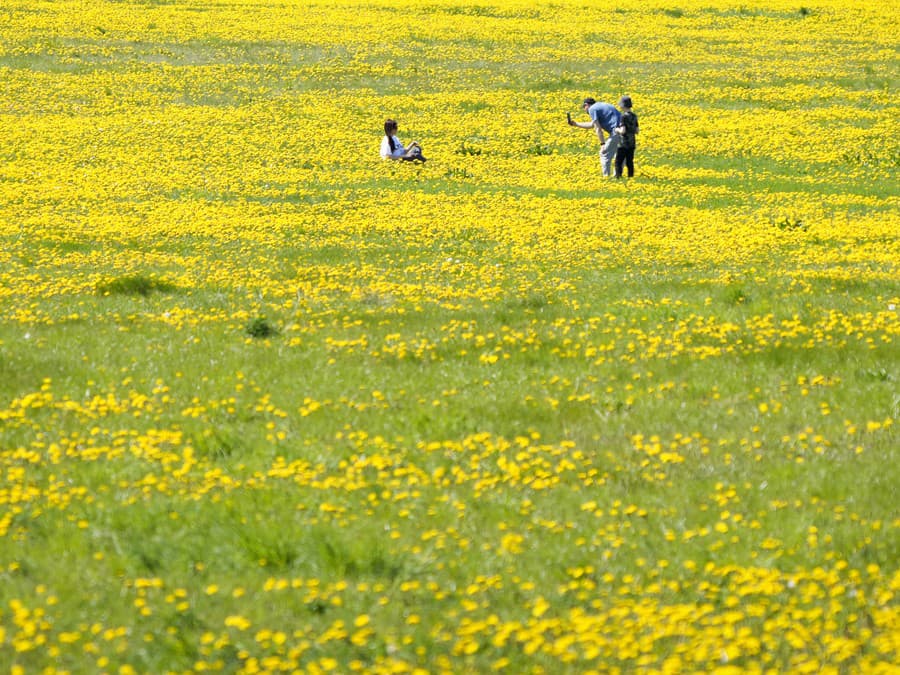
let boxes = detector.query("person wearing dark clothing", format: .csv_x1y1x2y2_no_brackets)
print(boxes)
614,95,639,178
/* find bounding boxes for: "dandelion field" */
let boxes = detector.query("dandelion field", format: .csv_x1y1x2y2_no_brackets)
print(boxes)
1,0,899,672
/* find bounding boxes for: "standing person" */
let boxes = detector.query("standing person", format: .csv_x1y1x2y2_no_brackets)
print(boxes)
614,95,639,178
380,119,426,162
567,97,622,176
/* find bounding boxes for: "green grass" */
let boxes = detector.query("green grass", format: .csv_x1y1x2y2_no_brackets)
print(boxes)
1,0,898,671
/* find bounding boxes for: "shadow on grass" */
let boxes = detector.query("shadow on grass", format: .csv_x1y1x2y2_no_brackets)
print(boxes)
96,274,181,297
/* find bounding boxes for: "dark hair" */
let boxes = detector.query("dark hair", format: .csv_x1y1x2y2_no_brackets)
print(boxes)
583,97,596,106
619,95,633,108
384,119,398,152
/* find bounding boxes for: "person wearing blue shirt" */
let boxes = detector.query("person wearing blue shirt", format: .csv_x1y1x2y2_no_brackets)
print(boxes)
567,97,622,176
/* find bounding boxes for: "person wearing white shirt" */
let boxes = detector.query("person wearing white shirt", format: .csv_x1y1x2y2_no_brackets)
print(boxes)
380,119,426,162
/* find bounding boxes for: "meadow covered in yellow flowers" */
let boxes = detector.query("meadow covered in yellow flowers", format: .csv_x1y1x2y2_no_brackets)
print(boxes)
1,0,898,672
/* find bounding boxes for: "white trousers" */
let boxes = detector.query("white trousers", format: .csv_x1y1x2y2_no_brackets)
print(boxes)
599,133,621,176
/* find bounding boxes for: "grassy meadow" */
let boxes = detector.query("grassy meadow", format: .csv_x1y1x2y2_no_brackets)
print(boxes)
1,0,899,672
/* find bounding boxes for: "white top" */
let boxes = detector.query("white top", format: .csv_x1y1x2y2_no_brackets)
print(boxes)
380,135,405,158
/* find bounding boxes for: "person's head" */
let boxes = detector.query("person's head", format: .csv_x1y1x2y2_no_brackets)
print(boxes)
384,119,398,136
619,95,633,110
582,97,596,112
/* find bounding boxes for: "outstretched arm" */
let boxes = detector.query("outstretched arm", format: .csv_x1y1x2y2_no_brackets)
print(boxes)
568,115,603,143
567,113,594,130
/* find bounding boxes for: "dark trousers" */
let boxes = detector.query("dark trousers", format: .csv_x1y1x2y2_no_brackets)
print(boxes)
615,145,635,177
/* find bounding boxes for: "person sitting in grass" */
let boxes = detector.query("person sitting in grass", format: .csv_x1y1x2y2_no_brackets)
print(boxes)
380,119,426,162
